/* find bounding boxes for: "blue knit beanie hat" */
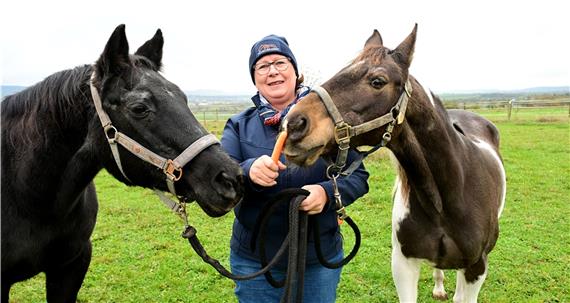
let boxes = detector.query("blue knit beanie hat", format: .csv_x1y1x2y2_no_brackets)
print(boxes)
249,34,299,83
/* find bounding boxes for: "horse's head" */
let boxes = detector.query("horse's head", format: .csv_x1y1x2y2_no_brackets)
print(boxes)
284,25,417,167
92,25,243,217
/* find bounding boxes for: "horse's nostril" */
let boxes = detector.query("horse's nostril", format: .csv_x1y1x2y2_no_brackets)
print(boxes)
215,171,232,187
214,171,239,201
287,115,308,141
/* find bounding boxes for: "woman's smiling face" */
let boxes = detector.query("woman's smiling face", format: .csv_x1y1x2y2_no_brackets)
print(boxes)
253,54,297,111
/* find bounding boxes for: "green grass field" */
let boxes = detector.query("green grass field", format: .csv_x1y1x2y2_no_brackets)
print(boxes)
9,109,569,302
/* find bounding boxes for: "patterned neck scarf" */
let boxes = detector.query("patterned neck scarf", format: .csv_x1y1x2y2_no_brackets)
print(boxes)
252,85,311,126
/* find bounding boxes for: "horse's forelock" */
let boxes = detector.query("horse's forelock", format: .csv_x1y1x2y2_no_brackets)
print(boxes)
132,55,161,72
353,46,387,65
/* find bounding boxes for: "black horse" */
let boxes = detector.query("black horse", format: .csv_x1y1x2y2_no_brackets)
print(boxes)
1,24,244,302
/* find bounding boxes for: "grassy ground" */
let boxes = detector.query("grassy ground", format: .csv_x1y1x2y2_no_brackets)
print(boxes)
8,109,569,302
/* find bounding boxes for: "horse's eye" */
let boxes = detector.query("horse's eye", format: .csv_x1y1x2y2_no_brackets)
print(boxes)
127,103,150,118
370,78,387,89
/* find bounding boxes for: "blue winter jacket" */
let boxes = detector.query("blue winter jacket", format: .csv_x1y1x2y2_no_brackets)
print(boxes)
221,93,369,268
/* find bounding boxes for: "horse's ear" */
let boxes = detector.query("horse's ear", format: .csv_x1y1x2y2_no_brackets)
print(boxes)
96,24,131,77
135,29,164,70
392,24,418,67
365,29,383,48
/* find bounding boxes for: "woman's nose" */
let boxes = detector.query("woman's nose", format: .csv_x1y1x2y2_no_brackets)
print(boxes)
268,64,279,75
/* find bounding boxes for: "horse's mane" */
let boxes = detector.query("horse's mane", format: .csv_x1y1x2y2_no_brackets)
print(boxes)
1,64,93,151
1,55,159,153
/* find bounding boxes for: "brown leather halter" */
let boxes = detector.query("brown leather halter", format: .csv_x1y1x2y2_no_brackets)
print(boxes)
311,79,413,175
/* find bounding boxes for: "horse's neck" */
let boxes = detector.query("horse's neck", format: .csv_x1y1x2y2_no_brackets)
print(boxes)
13,70,103,212
390,81,465,215
35,73,97,166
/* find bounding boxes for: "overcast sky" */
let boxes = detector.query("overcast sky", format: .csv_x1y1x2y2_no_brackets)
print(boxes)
2,0,569,95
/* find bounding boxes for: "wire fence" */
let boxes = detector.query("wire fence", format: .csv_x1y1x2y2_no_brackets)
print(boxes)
191,99,570,126
444,99,570,121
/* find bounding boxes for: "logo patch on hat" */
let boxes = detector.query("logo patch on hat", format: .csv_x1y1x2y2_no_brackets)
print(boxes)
257,43,279,54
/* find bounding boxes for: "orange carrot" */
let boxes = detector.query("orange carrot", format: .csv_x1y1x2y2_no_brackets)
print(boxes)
271,131,288,164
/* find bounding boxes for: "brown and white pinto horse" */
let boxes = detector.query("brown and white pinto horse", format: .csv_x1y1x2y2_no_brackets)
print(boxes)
283,25,506,303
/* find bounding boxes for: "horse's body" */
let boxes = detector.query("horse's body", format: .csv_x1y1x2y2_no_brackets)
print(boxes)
1,25,244,302
283,25,506,302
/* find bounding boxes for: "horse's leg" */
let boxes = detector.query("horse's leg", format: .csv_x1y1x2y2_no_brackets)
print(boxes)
453,270,465,303
461,257,488,303
45,241,92,303
391,242,421,303
454,257,488,303
432,268,448,300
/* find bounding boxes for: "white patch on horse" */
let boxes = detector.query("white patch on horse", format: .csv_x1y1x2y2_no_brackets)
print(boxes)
127,90,151,100
432,269,448,300
392,174,410,226
454,266,488,303
353,60,367,66
370,66,388,73
390,154,409,243
391,171,423,303
473,139,507,218
347,60,367,73
391,236,422,302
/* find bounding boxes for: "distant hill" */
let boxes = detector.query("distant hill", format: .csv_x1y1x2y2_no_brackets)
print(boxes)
512,86,569,94
0,85,252,103
442,86,569,95
185,89,252,96
186,92,251,104
439,86,569,102
2,85,567,103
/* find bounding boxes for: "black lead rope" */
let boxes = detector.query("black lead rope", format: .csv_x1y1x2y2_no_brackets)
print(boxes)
181,188,307,282
252,188,362,303
182,188,361,303
252,189,309,290
281,195,308,303
312,215,361,269
182,225,290,281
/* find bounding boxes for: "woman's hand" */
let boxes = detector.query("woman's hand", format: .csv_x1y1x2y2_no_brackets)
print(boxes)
299,184,328,215
249,155,286,187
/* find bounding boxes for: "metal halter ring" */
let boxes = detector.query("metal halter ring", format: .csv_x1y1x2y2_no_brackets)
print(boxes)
326,164,343,180
164,159,183,181
104,125,118,142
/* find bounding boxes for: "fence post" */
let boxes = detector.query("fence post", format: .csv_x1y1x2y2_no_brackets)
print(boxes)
508,99,514,121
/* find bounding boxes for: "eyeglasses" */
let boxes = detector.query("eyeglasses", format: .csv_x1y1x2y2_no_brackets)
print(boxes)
254,58,290,75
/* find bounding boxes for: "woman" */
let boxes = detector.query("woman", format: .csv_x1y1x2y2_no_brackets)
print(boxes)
221,34,369,303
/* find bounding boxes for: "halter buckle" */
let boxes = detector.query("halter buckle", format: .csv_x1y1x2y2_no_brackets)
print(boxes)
334,123,351,145
164,159,183,181
336,206,348,220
